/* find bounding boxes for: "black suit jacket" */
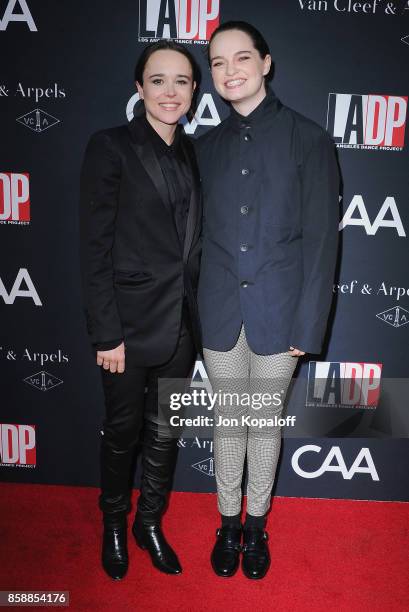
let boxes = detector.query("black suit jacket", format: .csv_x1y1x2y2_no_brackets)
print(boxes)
79,116,202,366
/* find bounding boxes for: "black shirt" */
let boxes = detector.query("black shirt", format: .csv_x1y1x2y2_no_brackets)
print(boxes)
143,116,191,246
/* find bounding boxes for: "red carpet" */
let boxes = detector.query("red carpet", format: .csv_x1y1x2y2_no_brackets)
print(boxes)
0,484,407,611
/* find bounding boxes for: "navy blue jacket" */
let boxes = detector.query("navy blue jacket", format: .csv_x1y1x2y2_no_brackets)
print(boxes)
195,89,339,355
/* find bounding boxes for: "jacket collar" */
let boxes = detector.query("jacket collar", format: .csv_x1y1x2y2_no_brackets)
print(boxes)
228,87,282,132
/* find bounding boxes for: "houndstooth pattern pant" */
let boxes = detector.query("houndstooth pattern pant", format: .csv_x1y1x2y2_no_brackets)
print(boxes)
203,325,298,517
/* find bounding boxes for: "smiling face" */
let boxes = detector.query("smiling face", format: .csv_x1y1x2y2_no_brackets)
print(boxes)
136,49,195,132
209,29,271,115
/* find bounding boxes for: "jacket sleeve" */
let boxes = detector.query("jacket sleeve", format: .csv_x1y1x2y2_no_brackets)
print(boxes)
290,132,340,354
79,131,124,347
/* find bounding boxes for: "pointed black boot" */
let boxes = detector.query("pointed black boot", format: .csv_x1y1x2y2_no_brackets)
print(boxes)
242,527,270,580
211,525,242,577
101,515,129,580
133,408,182,574
99,441,132,581
132,517,182,574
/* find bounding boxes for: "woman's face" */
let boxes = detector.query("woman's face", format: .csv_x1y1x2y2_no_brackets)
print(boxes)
209,29,271,106
136,49,195,129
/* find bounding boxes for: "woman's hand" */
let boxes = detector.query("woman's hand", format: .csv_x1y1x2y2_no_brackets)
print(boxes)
97,342,125,373
289,346,305,357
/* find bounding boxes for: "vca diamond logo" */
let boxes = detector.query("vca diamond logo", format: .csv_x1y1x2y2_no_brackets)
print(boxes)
376,305,409,328
16,108,60,133
191,457,214,477
23,370,63,392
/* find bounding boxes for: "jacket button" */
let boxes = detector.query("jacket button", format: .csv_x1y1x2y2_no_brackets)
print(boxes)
240,243,249,252
241,168,249,176
244,134,251,142
240,205,249,215
240,280,249,288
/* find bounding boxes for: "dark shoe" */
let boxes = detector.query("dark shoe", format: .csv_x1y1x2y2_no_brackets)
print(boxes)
242,527,270,580
132,520,182,574
211,526,242,577
102,516,128,580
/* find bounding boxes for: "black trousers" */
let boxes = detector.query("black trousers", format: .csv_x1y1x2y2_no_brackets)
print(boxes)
99,312,195,523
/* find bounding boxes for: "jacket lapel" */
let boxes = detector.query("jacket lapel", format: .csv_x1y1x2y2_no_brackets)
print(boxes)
127,117,200,261
181,136,201,264
127,117,172,214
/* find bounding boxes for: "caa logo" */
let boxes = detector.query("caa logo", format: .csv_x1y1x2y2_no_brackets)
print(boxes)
0,268,42,305
139,0,220,41
126,92,221,134
0,424,36,466
307,362,382,409
327,93,407,150
0,0,37,31
291,445,379,481
0,173,30,225
340,195,406,237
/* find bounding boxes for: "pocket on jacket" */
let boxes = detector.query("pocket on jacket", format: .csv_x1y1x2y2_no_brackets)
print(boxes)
265,224,300,244
113,270,153,287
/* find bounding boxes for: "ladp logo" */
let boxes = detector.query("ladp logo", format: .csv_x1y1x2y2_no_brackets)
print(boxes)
0,424,36,466
139,0,220,41
307,362,382,409
0,172,30,224
327,93,407,150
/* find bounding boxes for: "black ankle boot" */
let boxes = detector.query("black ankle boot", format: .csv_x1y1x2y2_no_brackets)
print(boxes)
102,515,128,580
211,525,242,577
132,518,182,574
242,527,270,580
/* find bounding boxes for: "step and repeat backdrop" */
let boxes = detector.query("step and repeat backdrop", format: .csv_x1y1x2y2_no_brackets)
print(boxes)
1,0,408,501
